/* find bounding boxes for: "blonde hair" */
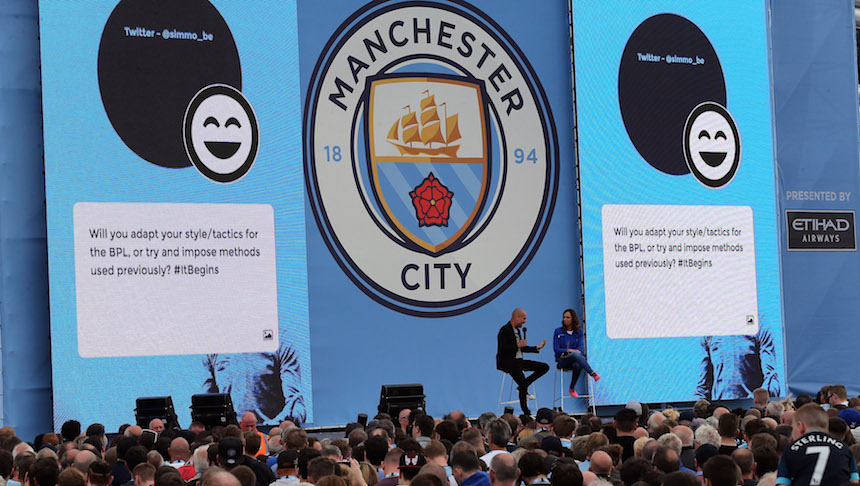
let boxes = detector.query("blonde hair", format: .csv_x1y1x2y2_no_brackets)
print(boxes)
794,403,828,432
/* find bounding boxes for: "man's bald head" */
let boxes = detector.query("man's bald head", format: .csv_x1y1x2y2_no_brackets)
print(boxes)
240,413,257,433
168,438,189,462
73,450,97,474
124,426,142,438
206,471,241,486
489,454,518,483
672,426,694,447
712,407,729,419
510,309,527,327
589,451,612,476
581,471,596,485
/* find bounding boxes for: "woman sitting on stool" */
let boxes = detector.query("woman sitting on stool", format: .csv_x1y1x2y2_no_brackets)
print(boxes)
553,308,600,397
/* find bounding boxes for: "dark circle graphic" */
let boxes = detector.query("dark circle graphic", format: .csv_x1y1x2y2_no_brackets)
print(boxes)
184,84,259,183
98,0,241,168
618,14,725,175
683,102,740,188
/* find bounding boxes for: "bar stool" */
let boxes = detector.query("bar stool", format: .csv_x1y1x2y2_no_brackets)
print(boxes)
498,371,537,415
552,364,596,414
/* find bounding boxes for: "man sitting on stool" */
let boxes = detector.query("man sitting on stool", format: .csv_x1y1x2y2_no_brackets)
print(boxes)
496,308,548,417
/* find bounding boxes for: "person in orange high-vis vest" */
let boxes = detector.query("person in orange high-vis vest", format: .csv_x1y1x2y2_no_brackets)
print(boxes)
241,412,269,456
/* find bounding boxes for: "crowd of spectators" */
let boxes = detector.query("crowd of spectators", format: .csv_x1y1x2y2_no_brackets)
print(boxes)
1,386,859,486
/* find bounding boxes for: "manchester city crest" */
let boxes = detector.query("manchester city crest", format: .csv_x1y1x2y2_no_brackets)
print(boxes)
304,0,560,316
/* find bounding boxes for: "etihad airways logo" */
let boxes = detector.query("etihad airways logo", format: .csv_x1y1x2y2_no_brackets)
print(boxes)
304,0,559,316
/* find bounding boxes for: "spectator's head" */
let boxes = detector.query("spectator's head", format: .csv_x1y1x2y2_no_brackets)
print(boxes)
61,422,82,443
764,402,784,421
192,445,210,475
693,400,710,419
450,451,480,485
73,450,97,475
27,458,59,486
414,415,436,439
661,471,699,486
242,432,260,457
410,473,442,486
347,428,367,449
284,428,309,451
435,421,458,444
239,413,257,434
752,389,769,409
584,433,608,459
717,414,738,439
0,450,12,480
517,451,546,481
486,419,512,449
297,448,321,480
657,433,682,456
671,426,693,448
552,416,576,440
488,454,518,486
167,438,189,462
276,450,299,477
57,468,85,486
85,460,112,486
614,409,637,434
147,420,164,436
731,449,754,478
200,470,240,486
365,437,388,467
132,463,155,486
694,444,718,472
588,450,612,476
693,425,720,448
548,461,581,486
652,446,680,474
829,385,848,406
217,438,245,470
306,457,336,484
399,452,428,482
125,446,148,472
617,457,651,486
793,403,829,440
702,455,739,486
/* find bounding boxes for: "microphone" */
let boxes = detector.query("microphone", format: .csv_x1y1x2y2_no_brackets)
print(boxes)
522,326,527,340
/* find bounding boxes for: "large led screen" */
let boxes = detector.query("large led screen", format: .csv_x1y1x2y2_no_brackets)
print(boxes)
40,0,311,428
572,0,786,404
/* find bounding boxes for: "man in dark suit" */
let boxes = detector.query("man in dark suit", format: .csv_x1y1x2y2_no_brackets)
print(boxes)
496,308,548,416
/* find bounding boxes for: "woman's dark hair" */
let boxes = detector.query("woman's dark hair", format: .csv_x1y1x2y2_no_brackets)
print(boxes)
562,309,581,333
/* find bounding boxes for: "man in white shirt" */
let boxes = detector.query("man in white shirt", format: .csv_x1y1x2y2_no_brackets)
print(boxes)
480,419,511,467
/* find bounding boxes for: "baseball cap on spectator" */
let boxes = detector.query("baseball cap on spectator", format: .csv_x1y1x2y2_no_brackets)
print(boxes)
278,450,299,469
218,437,246,467
399,452,427,469
839,409,860,428
625,401,642,416
536,409,554,426
695,444,718,468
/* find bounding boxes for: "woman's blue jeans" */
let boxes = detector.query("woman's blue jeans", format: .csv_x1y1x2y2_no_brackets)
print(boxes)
557,352,594,391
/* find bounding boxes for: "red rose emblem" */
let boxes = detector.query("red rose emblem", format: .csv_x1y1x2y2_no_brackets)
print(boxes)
409,173,454,227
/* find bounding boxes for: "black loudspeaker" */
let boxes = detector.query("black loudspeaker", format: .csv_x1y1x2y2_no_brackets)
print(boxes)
135,396,180,429
358,413,368,427
378,384,425,416
190,393,238,428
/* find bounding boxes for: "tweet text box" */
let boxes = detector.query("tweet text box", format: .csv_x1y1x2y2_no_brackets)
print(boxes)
73,202,278,357
602,204,758,339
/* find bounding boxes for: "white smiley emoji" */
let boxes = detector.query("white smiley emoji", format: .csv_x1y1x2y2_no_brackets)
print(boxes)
184,84,259,183
683,102,740,188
